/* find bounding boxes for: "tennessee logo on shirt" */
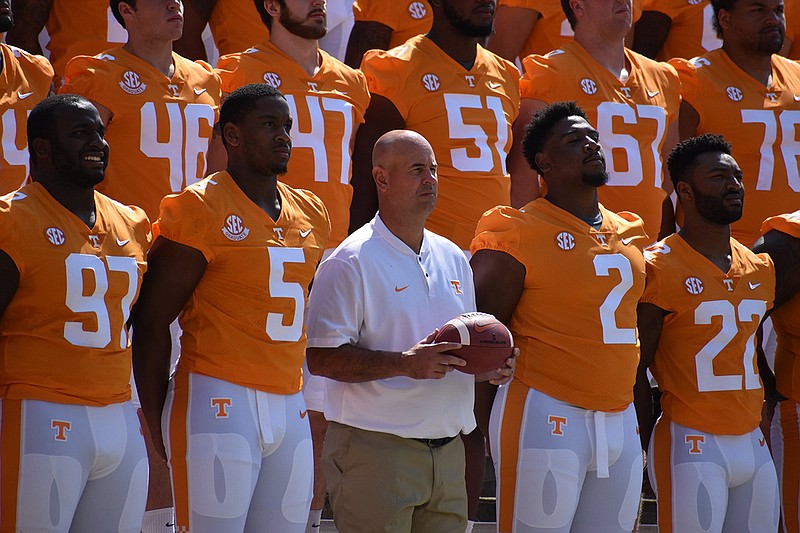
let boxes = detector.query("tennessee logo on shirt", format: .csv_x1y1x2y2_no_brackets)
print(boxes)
222,214,249,241
450,280,463,294
119,70,146,95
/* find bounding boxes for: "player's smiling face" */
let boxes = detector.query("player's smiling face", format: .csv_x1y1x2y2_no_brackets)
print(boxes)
49,103,110,188
718,0,785,55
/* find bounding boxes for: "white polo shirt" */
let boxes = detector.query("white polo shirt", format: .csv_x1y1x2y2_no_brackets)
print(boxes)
306,214,477,439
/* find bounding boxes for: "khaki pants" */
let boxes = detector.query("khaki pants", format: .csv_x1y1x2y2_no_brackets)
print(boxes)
323,421,468,533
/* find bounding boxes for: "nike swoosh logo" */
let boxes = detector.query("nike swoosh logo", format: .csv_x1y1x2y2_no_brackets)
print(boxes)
474,322,494,332
621,236,636,245
488,81,502,89
17,91,34,99
165,523,175,528
749,282,762,289
194,87,207,95
795,95,800,101
646,89,660,98
395,285,409,292
300,410,308,419
299,228,312,237
117,238,130,246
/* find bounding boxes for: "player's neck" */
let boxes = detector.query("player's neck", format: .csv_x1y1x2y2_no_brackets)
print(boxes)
678,222,733,273
426,26,480,68
269,27,321,77
123,37,175,78
575,33,628,81
544,186,601,225
722,45,774,87
37,178,97,229
379,209,425,253
226,163,282,221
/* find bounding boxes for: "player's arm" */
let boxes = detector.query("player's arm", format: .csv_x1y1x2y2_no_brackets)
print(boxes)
508,98,546,207
131,236,207,460
344,20,393,69
173,0,217,61
631,11,672,59
5,0,52,55
0,249,20,319
307,333,466,382
634,302,666,451
485,5,541,63
677,100,700,141
657,119,680,239
349,94,404,232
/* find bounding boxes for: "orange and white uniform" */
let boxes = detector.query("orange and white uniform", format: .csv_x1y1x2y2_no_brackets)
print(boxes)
672,51,800,247
0,44,53,195
641,0,721,61
472,200,647,533
522,41,680,241
217,42,369,247
352,0,432,48
60,47,221,221
763,211,800,533
156,172,329,531
363,36,520,249
641,234,778,532
0,183,151,532
208,0,270,57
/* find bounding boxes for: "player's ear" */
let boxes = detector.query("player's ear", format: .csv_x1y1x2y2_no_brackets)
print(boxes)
534,152,550,174
568,0,584,19
264,0,281,18
223,123,241,148
675,180,693,203
372,166,389,193
30,137,51,162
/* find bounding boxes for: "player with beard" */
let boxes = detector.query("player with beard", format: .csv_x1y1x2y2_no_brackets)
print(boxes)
635,134,779,532
0,94,151,532
671,0,800,247
0,0,53,194
470,101,648,533
132,84,330,533
216,4,368,529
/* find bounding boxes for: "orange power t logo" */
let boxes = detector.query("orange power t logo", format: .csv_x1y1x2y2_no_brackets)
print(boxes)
450,280,462,294
685,435,705,454
51,420,71,441
548,415,567,436
211,398,232,418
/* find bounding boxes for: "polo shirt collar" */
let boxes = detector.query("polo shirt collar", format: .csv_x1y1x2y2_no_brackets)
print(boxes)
373,213,430,258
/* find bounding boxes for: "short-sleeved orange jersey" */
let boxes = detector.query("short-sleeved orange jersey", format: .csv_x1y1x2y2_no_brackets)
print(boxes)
154,172,330,395
60,48,221,221
0,44,53,195
0,183,150,406
43,0,128,82
672,51,800,247
500,0,642,59
521,41,680,241
641,235,775,434
762,211,800,402
363,36,520,249
353,0,433,48
208,0,270,56
217,43,369,247
641,0,721,61
471,200,647,411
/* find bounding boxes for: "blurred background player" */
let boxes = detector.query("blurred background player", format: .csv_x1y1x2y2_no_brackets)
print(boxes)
511,0,681,241
632,0,722,61
636,134,779,532
471,101,647,533
6,0,128,86
132,84,330,533
753,211,800,533
215,3,369,527
671,0,800,247
344,0,433,68
0,94,150,532
0,0,54,194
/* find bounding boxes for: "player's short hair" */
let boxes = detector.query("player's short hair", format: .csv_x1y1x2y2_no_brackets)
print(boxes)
710,0,738,39
254,0,285,31
667,133,732,188
522,101,587,174
219,83,287,146
27,94,93,166
110,0,135,29
561,0,577,31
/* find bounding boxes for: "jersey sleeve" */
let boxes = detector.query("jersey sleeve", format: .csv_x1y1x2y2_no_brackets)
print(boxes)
126,204,154,255
60,55,117,112
215,53,248,95
614,210,650,250
519,53,561,102
669,57,702,104
360,49,411,119
762,212,800,238
153,189,213,261
306,254,365,348
470,206,527,270
351,0,399,25
0,199,21,274
639,248,671,310
15,47,55,86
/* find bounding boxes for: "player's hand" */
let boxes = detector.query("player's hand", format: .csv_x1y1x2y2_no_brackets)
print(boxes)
401,330,466,380
476,347,518,385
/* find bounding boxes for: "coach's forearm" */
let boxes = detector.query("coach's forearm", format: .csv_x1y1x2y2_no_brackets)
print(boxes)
306,345,407,383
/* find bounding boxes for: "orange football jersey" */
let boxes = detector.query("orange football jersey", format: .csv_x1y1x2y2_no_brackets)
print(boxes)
500,0,642,59
208,0,270,56
521,41,680,242
641,0,721,61
154,171,330,395
363,36,520,249
471,200,647,411
43,0,128,82
0,183,151,406
642,235,775,434
762,211,800,402
217,42,369,247
353,0,433,48
0,44,53,195
60,47,221,221
783,0,800,61
672,51,800,247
